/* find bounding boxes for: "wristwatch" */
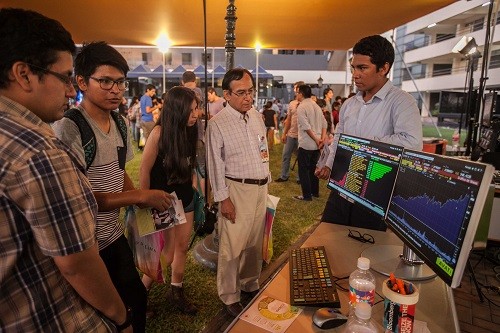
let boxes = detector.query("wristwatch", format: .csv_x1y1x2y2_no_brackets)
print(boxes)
114,307,132,332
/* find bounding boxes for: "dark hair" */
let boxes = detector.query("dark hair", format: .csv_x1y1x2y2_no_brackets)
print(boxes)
146,84,156,92
182,71,196,83
0,8,75,89
158,86,198,184
207,86,217,94
129,96,139,108
74,41,129,80
297,84,312,98
222,68,255,90
316,99,327,108
265,101,273,109
333,101,341,108
353,35,395,75
294,81,305,88
322,88,333,98
335,95,342,101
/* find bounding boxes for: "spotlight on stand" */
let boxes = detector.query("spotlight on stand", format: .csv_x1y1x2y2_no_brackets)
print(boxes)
452,36,481,59
452,36,482,157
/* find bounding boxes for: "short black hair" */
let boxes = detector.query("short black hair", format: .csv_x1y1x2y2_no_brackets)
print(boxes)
322,87,333,98
353,35,395,75
182,71,196,83
74,41,129,79
297,84,312,98
0,8,75,89
222,68,255,90
146,84,156,92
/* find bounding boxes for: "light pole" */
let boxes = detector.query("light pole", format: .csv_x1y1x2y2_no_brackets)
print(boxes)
157,33,171,94
317,75,323,98
255,42,261,108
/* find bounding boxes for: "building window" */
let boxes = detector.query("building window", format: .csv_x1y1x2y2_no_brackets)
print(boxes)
165,53,172,66
202,52,212,64
315,50,322,55
296,50,305,55
432,64,452,77
490,49,500,69
182,53,192,65
278,49,294,55
142,52,152,65
465,18,484,32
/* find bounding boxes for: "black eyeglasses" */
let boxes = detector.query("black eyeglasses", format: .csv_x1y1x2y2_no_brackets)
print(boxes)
89,77,129,91
26,63,74,87
229,88,255,98
348,229,375,244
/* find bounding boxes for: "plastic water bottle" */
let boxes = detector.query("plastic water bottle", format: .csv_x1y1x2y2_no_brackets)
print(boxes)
349,257,376,310
343,302,378,333
452,130,460,155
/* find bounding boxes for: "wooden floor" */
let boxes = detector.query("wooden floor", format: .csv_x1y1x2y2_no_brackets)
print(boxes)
203,228,500,333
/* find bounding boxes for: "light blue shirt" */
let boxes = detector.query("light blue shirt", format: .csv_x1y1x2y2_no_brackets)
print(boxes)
320,80,423,169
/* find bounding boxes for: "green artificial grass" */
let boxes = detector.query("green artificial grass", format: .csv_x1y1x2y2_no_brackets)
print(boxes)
124,144,326,332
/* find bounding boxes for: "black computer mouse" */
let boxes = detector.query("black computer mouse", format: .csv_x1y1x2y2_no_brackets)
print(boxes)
312,308,348,330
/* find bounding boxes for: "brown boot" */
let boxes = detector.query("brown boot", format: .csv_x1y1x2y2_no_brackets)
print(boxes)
168,285,198,315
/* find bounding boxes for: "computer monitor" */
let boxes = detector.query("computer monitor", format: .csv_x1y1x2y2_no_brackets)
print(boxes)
383,150,494,287
326,134,404,218
482,92,496,127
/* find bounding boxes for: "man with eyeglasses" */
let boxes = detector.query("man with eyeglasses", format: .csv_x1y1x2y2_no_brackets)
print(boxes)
53,41,173,332
0,9,134,332
206,68,270,318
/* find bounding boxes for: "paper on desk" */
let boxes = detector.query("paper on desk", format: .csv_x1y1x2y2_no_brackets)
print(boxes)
239,295,302,333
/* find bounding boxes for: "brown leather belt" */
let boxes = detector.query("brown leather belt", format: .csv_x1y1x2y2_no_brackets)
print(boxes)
226,176,268,186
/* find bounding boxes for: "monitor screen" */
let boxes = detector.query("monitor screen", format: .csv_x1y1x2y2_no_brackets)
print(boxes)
327,134,404,217
482,92,496,127
386,150,494,287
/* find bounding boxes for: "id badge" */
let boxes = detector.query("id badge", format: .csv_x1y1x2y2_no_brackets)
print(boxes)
258,135,269,163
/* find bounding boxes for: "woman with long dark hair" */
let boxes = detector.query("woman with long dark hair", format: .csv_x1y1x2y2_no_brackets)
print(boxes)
140,87,199,315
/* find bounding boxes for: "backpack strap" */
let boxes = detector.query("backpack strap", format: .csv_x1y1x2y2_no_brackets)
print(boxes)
110,111,128,152
64,108,96,169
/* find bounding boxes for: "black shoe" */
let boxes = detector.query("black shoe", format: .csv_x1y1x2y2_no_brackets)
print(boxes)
225,302,244,317
167,285,198,315
241,289,259,299
275,177,288,182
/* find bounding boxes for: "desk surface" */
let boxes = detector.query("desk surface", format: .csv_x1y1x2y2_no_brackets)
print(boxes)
227,223,459,333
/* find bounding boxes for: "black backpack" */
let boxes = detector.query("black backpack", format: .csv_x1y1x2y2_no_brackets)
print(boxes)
64,108,128,169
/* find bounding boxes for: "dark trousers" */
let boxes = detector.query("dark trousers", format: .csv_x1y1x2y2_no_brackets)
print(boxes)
100,235,147,333
321,190,387,231
297,147,320,200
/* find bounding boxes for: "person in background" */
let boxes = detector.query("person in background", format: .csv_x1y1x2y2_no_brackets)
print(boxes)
140,84,160,143
335,95,343,105
152,96,163,123
332,101,340,129
53,41,173,332
207,86,225,117
140,87,199,315
293,84,327,201
262,101,278,149
0,8,131,332
316,99,332,135
128,96,140,142
275,81,304,183
316,35,422,231
118,96,128,118
206,68,270,318
322,87,334,113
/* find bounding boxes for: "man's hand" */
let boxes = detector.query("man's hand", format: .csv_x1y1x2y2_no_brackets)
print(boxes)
220,197,236,223
281,134,287,144
315,166,331,180
137,189,174,211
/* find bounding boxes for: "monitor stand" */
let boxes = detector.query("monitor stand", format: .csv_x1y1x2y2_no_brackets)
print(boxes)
362,244,436,281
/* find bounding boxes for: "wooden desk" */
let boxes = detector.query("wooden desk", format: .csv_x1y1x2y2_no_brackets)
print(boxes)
227,223,459,333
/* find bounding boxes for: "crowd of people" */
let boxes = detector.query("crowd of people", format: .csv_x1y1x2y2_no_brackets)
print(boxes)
1,7,423,332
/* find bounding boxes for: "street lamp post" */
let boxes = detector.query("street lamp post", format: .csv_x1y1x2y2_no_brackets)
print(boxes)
157,33,171,94
317,75,323,97
255,43,261,108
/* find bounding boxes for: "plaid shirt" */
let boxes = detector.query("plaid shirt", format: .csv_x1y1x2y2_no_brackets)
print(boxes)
0,96,109,332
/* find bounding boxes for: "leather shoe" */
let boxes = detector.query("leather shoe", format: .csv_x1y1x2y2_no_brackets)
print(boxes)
275,177,288,182
225,302,244,317
241,289,259,298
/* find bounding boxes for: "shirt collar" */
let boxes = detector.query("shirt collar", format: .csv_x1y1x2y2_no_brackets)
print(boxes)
355,79,393,103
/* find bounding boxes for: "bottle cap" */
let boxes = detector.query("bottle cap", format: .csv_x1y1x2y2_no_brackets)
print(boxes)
355,302,372,320
357,257,370,270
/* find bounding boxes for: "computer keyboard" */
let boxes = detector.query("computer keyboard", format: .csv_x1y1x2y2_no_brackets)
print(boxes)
289,246,340,308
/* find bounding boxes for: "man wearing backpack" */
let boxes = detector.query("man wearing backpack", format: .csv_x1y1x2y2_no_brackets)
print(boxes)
53,41,172,333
